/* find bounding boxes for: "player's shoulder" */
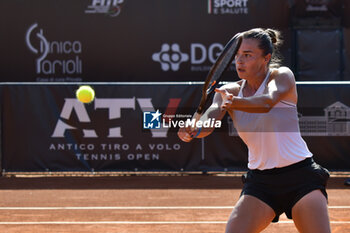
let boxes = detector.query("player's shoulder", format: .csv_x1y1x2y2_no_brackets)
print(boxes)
272,66,294,78
217,81,242,96
270,66,296,83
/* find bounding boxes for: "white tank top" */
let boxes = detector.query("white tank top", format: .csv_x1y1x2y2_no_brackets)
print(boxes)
231,71,312,170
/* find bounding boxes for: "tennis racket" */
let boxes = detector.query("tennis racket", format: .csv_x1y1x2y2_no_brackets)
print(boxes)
193,33,242,122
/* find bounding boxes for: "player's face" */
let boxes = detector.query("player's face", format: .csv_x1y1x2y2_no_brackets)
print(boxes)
235,38,271,80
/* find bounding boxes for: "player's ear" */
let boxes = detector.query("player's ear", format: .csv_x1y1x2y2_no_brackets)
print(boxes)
264,53,271,63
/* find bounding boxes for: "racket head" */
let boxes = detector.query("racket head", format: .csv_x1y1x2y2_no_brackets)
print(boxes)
196,33,242,115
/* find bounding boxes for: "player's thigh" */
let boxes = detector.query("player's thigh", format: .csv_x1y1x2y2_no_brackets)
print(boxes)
292,190,331,233
225,194,275,233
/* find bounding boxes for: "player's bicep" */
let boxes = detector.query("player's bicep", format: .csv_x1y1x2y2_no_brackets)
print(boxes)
267,68,294,105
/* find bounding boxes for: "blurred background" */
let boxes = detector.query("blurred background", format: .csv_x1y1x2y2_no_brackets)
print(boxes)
0,0,349,82
0,0,349,174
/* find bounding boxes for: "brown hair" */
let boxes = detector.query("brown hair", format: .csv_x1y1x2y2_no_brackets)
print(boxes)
241,28,283,68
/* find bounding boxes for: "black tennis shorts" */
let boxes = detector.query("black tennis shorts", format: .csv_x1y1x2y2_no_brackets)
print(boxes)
240,157,330,222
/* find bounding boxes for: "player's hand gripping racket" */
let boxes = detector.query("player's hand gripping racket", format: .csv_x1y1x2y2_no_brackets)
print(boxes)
178,33,242,142
193,33,242,122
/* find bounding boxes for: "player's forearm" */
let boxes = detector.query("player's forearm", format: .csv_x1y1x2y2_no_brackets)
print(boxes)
193,105,225,138
231,95,274,113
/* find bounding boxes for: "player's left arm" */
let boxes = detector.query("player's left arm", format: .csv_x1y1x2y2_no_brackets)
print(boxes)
178,82,240,142
220,67,296,113
177,93,225,142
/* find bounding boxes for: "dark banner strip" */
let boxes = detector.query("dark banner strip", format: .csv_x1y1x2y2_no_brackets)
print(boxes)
1,83,350,173
0,0,292,82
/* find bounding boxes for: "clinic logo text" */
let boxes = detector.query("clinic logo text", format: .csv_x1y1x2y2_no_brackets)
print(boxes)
25,23,83,82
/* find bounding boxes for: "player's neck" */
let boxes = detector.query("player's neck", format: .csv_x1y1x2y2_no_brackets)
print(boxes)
245,68,269,93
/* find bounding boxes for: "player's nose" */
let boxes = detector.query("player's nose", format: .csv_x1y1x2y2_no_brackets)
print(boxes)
235,55,244,64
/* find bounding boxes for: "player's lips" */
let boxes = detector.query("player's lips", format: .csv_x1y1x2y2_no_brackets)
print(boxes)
237,67,246,72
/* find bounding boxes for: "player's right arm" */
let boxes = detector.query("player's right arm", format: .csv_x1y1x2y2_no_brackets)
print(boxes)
177,82,240,142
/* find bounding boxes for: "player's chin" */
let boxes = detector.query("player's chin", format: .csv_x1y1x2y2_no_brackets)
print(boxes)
236,69,246,77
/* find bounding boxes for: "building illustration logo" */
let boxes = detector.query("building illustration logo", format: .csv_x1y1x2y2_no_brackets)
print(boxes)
299,101,350,136
228,101,350,136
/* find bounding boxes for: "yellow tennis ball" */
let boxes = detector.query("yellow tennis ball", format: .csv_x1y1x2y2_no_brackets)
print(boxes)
76,85,95,103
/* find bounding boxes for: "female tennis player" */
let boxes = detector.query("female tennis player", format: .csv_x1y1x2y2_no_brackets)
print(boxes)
178,28,331,233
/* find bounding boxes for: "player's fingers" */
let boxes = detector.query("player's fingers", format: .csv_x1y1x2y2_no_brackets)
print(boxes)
215,88,231,96
180,134,193,142
179,136,191,142
177,133,188,142
214,88,225,94
222,99,233,109
215,88,232,97
185,127,192,133
226,94,234,100
177,129,193,142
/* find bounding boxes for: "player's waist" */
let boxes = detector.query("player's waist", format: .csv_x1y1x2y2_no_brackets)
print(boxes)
249,157,313,175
